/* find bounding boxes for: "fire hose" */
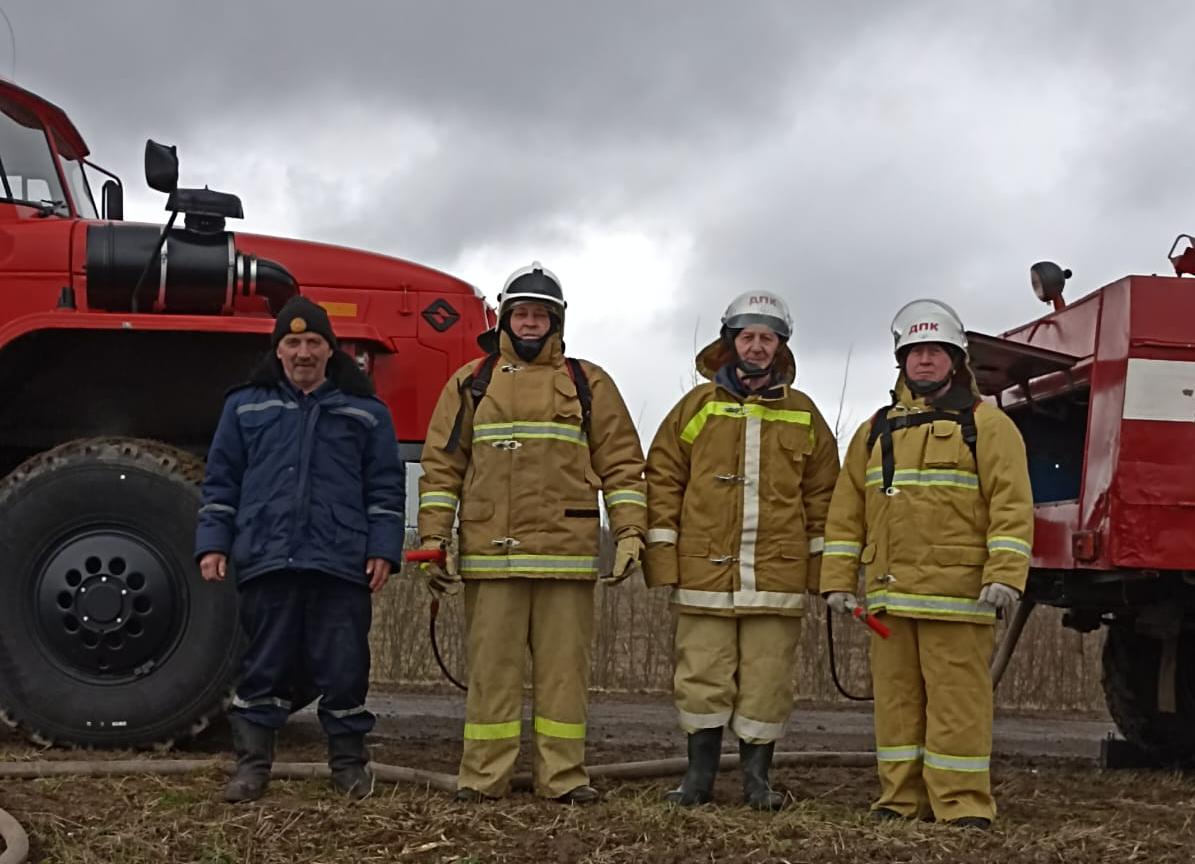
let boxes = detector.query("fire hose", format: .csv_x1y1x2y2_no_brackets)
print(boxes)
404,547,467,691
825,596,1038,701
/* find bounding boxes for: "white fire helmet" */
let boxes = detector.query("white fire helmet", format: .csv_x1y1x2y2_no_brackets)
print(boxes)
721,290,793,341
497,261,566,320
890,298,967,356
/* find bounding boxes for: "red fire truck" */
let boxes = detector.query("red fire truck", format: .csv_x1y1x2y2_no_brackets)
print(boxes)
970,253,1195,762
0,81,490,747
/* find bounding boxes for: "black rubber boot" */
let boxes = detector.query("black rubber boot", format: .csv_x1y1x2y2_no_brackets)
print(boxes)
740,740,784,811
224,716,275,804
328,734,374,800
664,727,723,806
557,784,601,805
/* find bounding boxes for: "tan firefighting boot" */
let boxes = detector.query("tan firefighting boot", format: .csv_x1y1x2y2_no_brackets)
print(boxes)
224,716,275,803
664,727,723,806
328,734,374,800
739,740,784,811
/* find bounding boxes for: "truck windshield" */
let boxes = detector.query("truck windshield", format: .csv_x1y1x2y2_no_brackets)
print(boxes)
0,102,68,215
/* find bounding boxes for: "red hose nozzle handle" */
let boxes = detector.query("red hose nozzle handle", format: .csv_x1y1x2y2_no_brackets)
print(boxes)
405,548,447,565
852,605,891,639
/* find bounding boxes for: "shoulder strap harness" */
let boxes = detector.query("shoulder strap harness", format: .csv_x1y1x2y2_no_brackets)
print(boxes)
444,354,592,452
866,398,978,493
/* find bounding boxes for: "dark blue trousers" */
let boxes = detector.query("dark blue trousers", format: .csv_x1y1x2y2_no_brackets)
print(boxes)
230,570,375,737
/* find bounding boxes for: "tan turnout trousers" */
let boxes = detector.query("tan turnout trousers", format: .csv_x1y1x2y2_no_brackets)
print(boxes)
870,615,995,821
673,613,802,743
459,578,593,798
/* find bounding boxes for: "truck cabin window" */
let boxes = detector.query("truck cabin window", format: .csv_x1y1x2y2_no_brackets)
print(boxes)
0,103,68,215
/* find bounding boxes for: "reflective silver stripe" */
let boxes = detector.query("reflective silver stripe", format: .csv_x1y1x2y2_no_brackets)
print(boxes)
324,705,370,719
987,535,1031,557
923,750,990,773
672,588,734,609
865,468,979,489
605,489,647,507
460,555,599,574
236,399,297,415
474,421,587,445
672,588,806,611
367,506,403,519
867,590,996,620
876,744,924,762
731,713,786,741
677,707,732,730
739,415,762,592
232,695,291,710
646,528,678,545
734,589,806,610
329,405,379,427
419,491,458,510
808,536,825,554
824,540,862,558
199,503,237,515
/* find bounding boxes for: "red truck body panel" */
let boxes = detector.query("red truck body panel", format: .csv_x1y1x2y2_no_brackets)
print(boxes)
987,277,1195,574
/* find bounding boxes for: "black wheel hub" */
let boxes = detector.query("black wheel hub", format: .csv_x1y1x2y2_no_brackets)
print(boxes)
36,530,181,678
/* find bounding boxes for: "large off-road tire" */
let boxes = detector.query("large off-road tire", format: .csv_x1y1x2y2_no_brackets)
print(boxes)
0,438,243,747
1102,624,1195,763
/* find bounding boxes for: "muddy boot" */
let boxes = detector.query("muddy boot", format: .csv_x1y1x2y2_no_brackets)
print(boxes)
224,716,275,804
740,740,784,811
664,727,723,806
328,734,374,800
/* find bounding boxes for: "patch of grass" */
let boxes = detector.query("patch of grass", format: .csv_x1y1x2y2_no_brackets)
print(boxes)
2,763,1194,863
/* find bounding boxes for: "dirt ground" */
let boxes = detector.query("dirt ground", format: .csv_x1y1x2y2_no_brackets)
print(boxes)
2,687,1191,863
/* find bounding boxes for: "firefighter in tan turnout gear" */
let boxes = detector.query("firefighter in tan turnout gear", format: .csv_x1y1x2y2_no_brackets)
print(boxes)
820,299,1032,830
418,262,646,804
645,291,840,810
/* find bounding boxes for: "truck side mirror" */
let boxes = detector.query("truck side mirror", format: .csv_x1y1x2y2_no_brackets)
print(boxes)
101,179,123,221
144,140,178,194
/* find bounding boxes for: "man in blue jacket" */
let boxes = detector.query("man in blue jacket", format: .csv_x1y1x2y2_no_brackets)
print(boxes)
196,296,405,803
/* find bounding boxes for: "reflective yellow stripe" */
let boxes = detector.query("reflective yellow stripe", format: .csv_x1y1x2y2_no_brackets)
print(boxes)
680,401,812,445
865,468,979,490
923,750,990,773
475,421,587,446
419,491,459,510
460,554,600,575
463,719,521,741
605,489,647,508
534,716,586,739
988,535,1031,557
867,590,996,620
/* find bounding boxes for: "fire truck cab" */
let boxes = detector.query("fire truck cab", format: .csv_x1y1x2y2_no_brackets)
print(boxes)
0,80,489,747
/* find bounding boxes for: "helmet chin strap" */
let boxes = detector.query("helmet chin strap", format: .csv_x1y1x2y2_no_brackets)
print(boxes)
904,351,960,396
736,358,773,380
501,314,560,361
906,376,950,396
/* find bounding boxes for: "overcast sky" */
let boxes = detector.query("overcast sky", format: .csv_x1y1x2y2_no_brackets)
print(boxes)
9,1,1195,445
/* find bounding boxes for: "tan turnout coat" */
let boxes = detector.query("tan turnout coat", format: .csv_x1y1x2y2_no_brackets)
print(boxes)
418,331,645,579
819,370,1033,624
644,341,840,616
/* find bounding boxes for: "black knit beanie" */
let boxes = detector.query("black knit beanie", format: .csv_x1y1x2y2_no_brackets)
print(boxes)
271,296,338,349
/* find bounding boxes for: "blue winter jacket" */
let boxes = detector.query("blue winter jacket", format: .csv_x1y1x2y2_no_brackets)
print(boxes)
195,356,406,587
